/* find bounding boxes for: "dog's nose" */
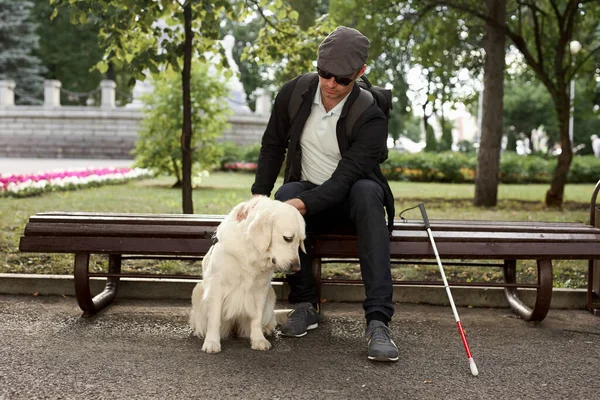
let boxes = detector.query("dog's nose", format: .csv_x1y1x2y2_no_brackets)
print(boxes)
290,260,301,272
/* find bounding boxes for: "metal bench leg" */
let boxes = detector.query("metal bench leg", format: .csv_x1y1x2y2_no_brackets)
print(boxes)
312,258,322,310
503,259,553,322
74,253,122,317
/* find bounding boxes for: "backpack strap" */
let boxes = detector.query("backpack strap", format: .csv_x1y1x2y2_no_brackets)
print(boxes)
344,88,374,142
288,73,319,124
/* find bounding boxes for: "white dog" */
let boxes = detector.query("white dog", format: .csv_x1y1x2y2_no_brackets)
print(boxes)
190,196,306,353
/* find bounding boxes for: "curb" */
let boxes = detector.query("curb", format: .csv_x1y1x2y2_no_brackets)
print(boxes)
0,273,587,310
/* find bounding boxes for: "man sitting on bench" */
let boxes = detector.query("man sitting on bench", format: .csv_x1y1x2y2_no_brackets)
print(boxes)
251,26,398,362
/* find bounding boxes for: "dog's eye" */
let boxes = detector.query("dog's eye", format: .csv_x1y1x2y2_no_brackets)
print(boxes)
283,236,293,243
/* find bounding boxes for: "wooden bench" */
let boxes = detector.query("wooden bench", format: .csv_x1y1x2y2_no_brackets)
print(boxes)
19,188,600,321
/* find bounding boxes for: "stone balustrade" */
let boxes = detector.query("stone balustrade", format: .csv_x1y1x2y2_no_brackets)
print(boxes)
0,80,270,159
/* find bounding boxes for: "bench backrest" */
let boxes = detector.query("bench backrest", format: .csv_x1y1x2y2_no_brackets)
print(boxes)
19,212,600,260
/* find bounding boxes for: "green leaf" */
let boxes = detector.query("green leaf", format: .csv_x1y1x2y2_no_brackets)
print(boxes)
276,9,287,20
96,60,109,74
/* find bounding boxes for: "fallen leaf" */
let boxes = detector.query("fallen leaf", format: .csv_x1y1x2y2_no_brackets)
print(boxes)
33,291,39,297
467,305,473,308
423,380,433,384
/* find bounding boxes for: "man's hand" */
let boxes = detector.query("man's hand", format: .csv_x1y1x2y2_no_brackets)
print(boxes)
285,198,307,216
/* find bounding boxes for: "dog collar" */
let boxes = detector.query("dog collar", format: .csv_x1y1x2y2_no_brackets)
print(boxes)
204,231,218,245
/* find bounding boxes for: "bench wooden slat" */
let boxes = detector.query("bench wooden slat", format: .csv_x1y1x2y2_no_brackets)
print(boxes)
24,223,217,238
389,230,600,242
30,213,594,235
29,214,224,226
314,239,600,259
36,212,586,227
24,221,599,243
399,221,594,233
34,211,225,219
19,236,213,255
19,235,600,259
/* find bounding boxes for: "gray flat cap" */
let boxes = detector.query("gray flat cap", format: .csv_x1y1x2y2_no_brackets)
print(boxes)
317,26,370,77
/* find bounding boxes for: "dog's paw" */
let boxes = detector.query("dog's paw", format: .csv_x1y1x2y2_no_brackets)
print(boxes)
262,326,274,336
251,338,272,351
202,340,221,354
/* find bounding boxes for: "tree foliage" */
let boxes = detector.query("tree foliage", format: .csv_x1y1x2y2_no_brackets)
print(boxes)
31,0,103,103
52,0,304,213
51,0,244,213
244,4,333,84
503,74,558,150
134,63,231,184
328,1,415,140
421,0,600,207
0,0,46,104
223,0,328,110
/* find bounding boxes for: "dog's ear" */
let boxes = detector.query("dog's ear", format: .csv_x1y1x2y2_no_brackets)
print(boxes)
233,196,265,222
233,202,251,222
299,239,306,254
247,210,273,253
296,211,307,253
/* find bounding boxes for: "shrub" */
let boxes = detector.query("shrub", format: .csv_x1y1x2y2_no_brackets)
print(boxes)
133,63,232,184
568,156,600,183
218,143,261,172
219,141,243,166
381,152,600,184
382,152,476,183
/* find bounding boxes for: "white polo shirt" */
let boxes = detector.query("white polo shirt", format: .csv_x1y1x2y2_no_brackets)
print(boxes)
300,85,351,185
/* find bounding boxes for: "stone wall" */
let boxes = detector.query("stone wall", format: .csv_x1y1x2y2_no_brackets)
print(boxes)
0,107,268,159
0,79,270,159
0,107,140,159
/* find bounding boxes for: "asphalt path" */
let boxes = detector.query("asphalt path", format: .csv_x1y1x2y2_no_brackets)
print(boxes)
1,295,599,399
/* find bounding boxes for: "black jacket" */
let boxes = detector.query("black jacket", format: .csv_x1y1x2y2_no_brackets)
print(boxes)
251,74,395,232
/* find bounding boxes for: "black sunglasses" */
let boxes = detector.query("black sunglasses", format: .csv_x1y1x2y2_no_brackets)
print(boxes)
317,68,355,86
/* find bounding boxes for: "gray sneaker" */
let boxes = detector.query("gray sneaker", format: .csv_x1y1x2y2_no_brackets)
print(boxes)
280,302,319,337
365,320,399,362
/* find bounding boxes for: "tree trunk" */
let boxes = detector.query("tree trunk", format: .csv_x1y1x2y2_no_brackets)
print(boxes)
180,3,194,214
106,62,116,81
545,92,572,207
473,0,506,207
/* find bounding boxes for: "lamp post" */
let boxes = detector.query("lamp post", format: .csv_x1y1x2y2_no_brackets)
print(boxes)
569,40,582,149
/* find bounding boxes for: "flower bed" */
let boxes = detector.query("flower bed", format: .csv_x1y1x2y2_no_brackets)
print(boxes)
222,162,258,172
0,167,153,198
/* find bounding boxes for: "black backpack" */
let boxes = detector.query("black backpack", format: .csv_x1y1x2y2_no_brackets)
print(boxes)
287,72,392,141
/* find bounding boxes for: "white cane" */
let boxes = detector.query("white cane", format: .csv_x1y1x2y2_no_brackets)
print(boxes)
418,203,479,377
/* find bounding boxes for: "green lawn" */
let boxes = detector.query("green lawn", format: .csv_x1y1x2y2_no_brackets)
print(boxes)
1,171,593,288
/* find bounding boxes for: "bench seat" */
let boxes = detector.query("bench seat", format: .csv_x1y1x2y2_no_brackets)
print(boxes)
19,210,600,321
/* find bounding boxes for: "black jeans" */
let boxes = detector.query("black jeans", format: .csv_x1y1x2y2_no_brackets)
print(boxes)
274,180,394,321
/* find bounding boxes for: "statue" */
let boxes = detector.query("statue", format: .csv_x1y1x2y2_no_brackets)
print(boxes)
221,34,251,114
591,134,600,157
126,30,251,114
